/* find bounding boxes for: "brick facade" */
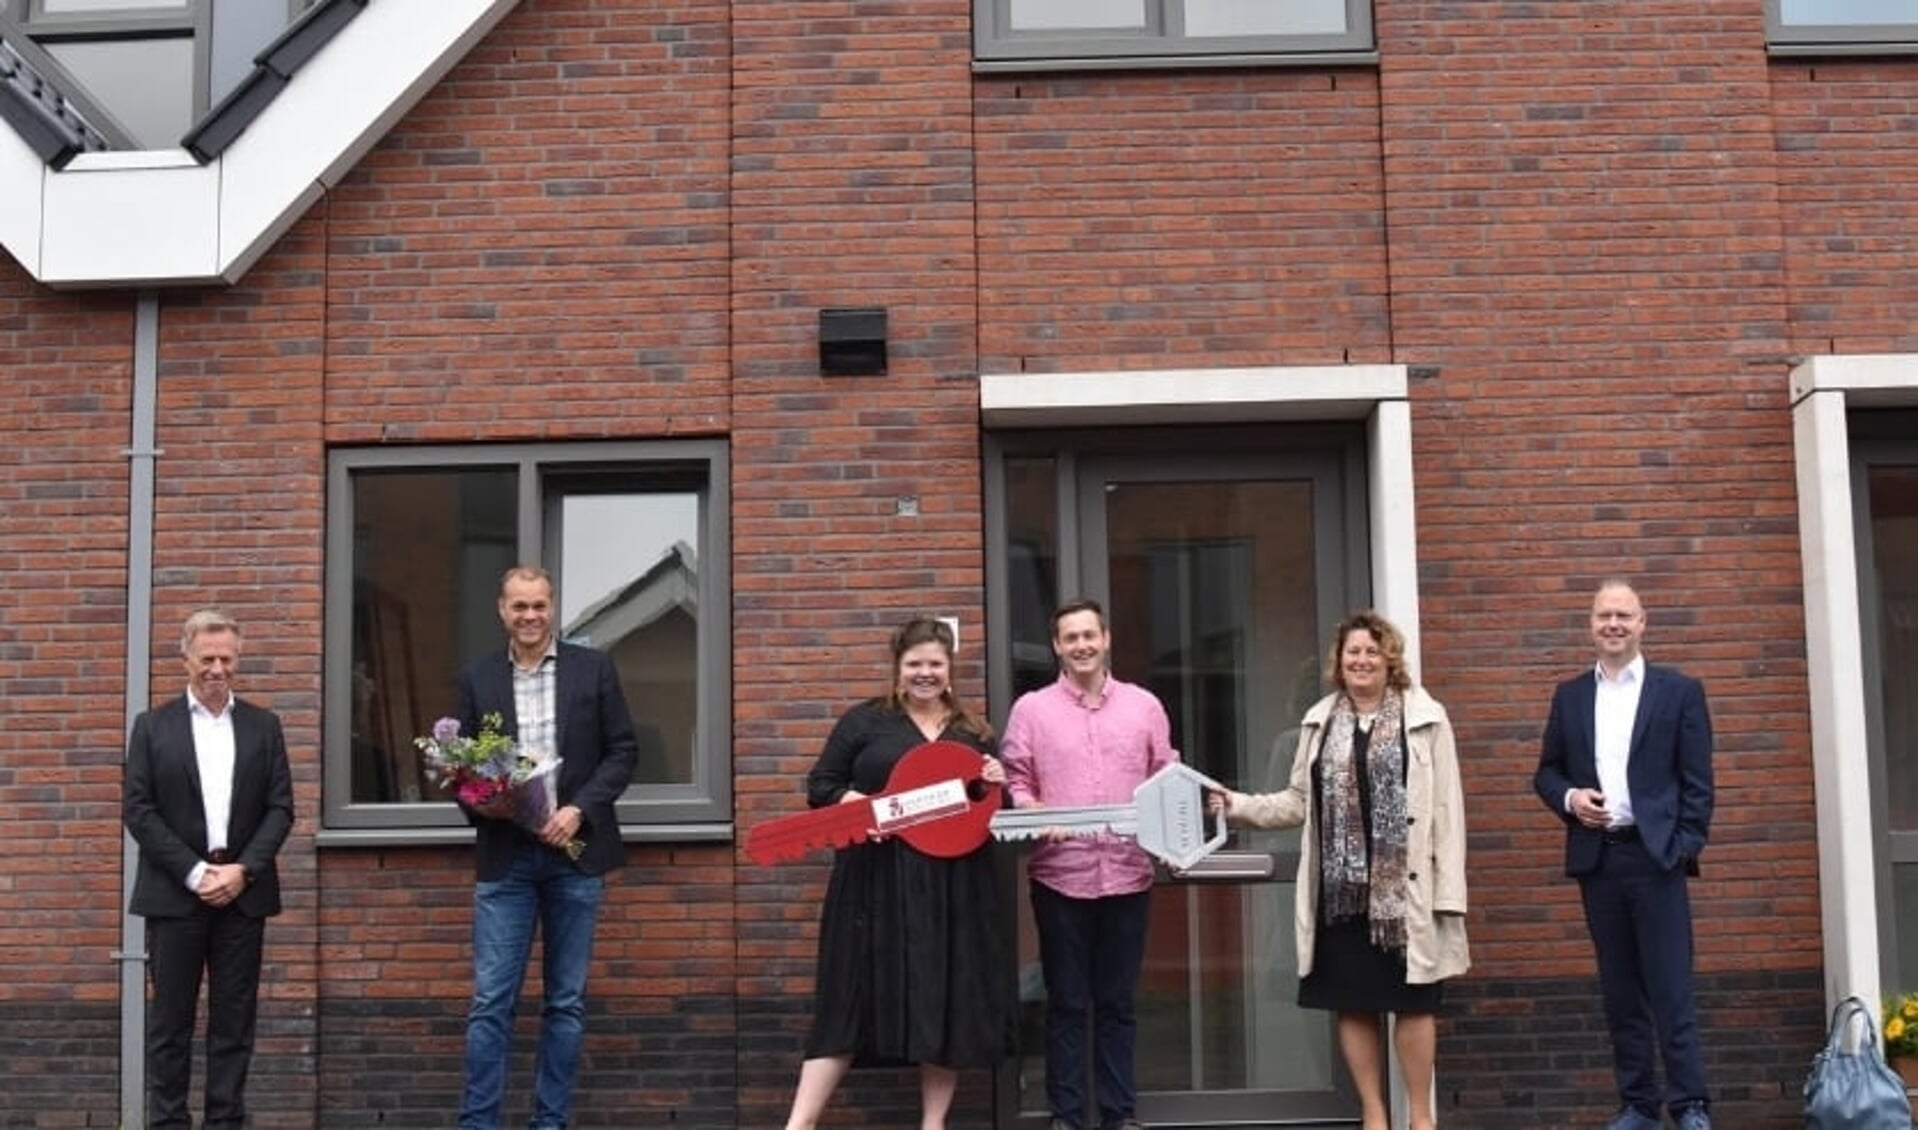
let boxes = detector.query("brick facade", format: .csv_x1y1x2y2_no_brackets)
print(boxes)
0,0,1904,1126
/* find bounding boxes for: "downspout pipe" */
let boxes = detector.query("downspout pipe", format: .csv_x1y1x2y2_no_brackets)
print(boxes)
116,292,161,1130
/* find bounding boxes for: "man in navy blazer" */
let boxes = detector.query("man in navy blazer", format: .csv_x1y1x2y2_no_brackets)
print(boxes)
123,609,295,1130
1535,580,1714,1130
456,565,638,1130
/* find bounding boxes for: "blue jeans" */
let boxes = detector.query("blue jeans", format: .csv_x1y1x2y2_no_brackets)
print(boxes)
459,844,604,1130
1031,882,1152,1130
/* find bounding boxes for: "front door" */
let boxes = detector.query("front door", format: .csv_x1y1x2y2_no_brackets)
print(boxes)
987,429,1370,1127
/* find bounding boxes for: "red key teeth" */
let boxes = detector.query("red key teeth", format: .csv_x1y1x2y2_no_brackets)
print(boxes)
743,740,999,866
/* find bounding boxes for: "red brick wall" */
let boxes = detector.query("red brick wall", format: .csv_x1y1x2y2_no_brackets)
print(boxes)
1773,59,1918,355
975,68,1394,373
729,0,988,1122
6,0,1918,1125
0,265,134,1113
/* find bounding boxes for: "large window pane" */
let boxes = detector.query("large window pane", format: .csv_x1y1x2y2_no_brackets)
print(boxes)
348,468,515,804
43,36,192,148
1781,0,1918,26
1896,865,1918,988
1871,464,1918,991
980,0,1371,63
1872,467,1918,832
324,441,731,835
209,0,293,107
1009,0,1147,31
1186,0,1347,37
1104,478,1328,1095
559,492,701,786
1005,456,1059,700
40,0,186,11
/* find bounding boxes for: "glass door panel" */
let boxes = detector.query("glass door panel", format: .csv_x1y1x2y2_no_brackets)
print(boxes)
1864,463,1918,986
1086,465,1351,1123
993,439,1364,1127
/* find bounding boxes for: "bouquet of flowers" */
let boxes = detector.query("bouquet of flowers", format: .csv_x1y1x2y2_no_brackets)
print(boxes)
417,712,583,860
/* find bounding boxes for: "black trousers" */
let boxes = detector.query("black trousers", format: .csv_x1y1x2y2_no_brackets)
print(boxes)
146,908,266,1130
1578,835,1709,1119
1030,883,1152,1130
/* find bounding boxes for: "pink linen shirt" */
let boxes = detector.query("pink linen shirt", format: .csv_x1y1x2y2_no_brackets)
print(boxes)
1000,671,1180,899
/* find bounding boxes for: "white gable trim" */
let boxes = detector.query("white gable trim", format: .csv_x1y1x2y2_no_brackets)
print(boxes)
2,0,521,289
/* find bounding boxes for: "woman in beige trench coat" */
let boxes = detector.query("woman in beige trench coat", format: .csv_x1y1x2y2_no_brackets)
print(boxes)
1211,611,1468,1130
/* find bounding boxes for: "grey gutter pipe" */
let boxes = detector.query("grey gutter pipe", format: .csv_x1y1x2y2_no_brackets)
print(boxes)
115,292,160,1130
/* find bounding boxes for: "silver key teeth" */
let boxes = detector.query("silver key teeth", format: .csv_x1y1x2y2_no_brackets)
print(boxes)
987,762,1230,870
988,805,1134,841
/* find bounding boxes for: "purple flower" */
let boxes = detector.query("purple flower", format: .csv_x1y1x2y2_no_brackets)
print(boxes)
432,717,461,743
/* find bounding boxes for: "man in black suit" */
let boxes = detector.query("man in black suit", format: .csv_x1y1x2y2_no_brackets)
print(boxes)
123,609,295,1130
457,565,639,1130
1535,580,1715,1130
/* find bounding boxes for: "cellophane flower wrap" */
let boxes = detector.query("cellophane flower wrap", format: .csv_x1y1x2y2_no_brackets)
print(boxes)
417,713,581,859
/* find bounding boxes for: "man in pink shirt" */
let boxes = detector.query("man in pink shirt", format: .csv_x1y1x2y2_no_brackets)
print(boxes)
1002,599,1180,1130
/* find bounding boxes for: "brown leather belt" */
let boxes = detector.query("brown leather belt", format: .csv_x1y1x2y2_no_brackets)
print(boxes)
206,849,232,864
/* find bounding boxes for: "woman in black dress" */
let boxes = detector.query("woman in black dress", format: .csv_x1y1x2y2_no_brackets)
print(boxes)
1210,611,1469,1130
782,616,1011,1130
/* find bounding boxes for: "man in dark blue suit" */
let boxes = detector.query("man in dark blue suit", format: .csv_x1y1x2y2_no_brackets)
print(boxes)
1535,580,1714,1130
456,565,639,1130
123,609,295,1130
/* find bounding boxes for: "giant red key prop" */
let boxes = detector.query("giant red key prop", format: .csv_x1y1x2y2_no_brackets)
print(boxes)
746,740,1001,864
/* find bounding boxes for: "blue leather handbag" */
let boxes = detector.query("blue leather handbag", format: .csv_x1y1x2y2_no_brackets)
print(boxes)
1805,995,1913,1129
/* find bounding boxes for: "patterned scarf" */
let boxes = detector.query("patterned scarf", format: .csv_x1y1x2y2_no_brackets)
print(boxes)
1317,688,1410,952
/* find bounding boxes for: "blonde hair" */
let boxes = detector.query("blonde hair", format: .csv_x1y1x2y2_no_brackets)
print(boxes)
1325,610,1411,693
499,564,553,594
180,609,241,655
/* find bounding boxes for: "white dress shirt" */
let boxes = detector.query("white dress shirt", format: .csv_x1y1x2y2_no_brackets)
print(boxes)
183,687,237,892
1591,654,1645,829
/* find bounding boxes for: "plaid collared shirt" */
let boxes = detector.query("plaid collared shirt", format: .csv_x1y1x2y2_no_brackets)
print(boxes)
512,640,559,806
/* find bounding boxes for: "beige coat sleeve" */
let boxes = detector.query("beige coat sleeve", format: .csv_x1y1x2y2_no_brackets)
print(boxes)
1430,709,1468,915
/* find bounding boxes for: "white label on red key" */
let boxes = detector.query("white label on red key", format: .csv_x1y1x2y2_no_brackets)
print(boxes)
872,779,970,832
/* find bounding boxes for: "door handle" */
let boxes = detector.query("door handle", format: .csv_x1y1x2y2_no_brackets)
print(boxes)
1164,851,1277,881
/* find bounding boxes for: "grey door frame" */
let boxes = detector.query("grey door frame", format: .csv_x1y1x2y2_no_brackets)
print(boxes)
983,425,1371,1128
1852,436,1918,989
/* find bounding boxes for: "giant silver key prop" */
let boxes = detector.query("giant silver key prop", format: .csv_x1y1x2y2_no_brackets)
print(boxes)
990,762,1229,871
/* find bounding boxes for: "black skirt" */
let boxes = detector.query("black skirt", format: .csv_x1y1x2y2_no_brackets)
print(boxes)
1298,915,1443,1015
804,836,1013,1067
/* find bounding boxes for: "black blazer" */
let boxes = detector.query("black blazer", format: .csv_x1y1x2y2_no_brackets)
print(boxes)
123,695,295,919
455,642,639,880
1534,662,1715,876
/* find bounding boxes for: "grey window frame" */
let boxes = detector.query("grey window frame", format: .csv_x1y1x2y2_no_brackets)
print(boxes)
1766,0,1918,56
1,0,311,145
318,440,734,846
973,0,1376,71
